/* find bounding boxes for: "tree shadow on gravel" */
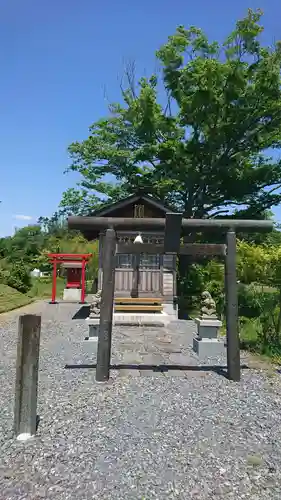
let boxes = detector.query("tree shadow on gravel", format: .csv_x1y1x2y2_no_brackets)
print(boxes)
64,363,250,379
36,415,40,431
72,306,90,320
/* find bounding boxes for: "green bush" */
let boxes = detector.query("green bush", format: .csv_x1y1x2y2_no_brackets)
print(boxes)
177,263,205,316
239,316,260,349
258,306,281,357
7,262,32,293
238,283,278,318
239,311,281,359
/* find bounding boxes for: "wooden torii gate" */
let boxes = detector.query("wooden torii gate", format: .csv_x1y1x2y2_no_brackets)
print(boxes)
68,214,273,382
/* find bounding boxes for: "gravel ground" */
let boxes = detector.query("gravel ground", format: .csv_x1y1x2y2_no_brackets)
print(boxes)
1,301,281,499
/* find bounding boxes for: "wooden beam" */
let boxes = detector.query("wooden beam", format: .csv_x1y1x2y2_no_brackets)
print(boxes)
116,243,226,257
164,213,183,254
68,216,273,233
181,244,226,257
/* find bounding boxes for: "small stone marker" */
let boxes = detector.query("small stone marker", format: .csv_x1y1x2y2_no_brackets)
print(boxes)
14,314,41,440
85,317,99,341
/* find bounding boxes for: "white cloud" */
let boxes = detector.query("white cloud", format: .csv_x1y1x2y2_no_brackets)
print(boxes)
13,214,33,221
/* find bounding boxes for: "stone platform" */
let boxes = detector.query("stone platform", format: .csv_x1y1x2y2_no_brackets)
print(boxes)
193,317,225,359
193,337,225,359
85,312,170,330
113,312,170,326
63,288,82,301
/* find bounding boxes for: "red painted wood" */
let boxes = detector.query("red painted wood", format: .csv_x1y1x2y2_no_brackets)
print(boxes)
47,253,92,259
47,253,92,302
51,258,57,303
81,259,86,303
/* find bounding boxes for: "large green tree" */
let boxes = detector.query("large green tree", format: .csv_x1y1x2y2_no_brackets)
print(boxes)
61,9,281,219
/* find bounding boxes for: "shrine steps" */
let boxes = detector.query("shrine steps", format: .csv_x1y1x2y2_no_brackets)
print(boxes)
114,304,163,312
114,297,163,313
114,297,162,305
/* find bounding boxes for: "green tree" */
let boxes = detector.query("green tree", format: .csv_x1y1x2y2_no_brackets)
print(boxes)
2,225,45,267
62,9,281,220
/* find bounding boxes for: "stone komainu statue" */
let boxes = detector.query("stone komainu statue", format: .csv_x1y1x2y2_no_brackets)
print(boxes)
89,289,102,317
200,291,217,318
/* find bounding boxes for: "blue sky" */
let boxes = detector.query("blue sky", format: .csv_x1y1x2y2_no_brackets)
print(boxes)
1,0,281,236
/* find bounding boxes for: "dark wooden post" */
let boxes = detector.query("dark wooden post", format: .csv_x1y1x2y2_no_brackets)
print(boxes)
96,228,116,382
14,315,41,440
225,230,240,381
80,258,86,304
164,212,183,253
132,254,140,298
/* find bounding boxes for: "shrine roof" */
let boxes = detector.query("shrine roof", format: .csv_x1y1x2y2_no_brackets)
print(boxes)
91,193,172,217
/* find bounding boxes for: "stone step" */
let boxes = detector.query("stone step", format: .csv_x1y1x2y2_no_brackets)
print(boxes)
114,305,163,312
114,297,162,305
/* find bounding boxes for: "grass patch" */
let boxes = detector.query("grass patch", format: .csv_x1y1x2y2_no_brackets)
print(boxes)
0,284,33,314
27,277,65,299
239,317,281,363
0,277,66,314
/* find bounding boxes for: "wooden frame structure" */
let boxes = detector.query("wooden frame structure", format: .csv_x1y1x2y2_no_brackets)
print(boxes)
68,213,273,382
47,253,92,304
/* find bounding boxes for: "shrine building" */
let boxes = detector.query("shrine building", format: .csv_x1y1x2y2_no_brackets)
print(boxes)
87,193,178,318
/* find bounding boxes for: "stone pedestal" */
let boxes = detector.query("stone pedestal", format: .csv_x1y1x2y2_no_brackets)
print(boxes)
63,288,81,302
85,317,99,341
193,317,225,358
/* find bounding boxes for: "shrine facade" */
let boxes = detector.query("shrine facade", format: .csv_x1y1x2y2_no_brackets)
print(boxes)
91,194,177,316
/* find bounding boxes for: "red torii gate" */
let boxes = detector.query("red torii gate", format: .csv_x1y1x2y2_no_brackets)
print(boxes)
47,253,92,304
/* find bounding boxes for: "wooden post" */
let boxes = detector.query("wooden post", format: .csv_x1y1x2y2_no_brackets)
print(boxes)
164,212,183,253
96,229,116,382
131,254,140,298
50,258,57,304
80,258,86,304
225,230,240,381
14,315,41,440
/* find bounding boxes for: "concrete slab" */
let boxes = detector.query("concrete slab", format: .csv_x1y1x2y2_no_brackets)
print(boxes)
85,313,170,327
167,353,195,365
121,351,143,364
141,353,166,365
113,312,170,327
118,369,141,378
139,370,166,377
163,369,188,377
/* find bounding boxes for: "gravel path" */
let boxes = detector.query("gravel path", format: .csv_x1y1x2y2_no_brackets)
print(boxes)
1,301,281,499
